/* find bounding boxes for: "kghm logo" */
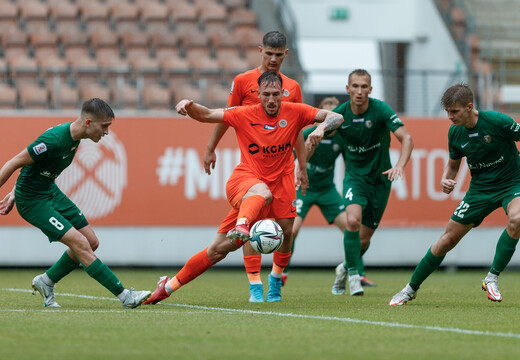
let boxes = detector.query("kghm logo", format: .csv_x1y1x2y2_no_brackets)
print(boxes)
249,143,260,155
263,141,292,154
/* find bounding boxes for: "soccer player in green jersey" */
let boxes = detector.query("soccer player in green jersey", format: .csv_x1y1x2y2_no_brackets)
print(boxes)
333,69,414,296
0,98,150,308
282,97,377,287
389,84,520,305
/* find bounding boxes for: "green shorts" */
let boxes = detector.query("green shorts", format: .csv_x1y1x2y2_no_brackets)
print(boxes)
15,186,88,242
296,185,345,223
450,183,520,227
342,176,391,229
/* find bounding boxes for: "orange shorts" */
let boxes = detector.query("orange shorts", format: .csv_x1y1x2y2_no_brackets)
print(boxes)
218,166,297,233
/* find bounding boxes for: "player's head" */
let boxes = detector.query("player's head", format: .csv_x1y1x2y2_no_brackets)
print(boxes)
319,97,340,137
258,71,283,117
259,31,289,73
80,98,114,142
319,97,340,111
346,69,372,107
441,83,475,126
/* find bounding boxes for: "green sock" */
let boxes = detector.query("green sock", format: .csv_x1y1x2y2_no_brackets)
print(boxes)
46,251,79,283
490,229,519,275
84,258,125,296
344,230,361,275
357,245,370,276
409,248,445,291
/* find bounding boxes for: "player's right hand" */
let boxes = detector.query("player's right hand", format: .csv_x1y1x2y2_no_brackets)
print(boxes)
204,149,217,175
440,179,457,194
175,99,194,115
0,191,15,215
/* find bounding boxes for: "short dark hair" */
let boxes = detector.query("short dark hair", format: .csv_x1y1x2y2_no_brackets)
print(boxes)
81,98,115,121
348,69,371,85
258,71,283,89
441,83,474,108
263,31,287,49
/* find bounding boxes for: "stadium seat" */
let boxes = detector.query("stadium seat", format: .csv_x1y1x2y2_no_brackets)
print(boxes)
171,83,202,105
0,58,7,83
205,83,231,108
9,54,40,87
78,82,111,104
189,54,222,84
217,55,249,83
48,82,79,110
97,56,131,89
29,29,60,61
167,1,199,32
222,0,249,11
48,0,79,33
244,47,262,69
80,2,110,33
0,82,17,109
236,27,263,53
160,55,192,89
121,30,150,59
199,3,228,31
109,2,139,33
69,56,100,88
228,8,257,31
111,81,139,110
38,54,69,88
150,31,180,60
90,28,121,59
18,84,49,109
2,28,29,61
20,1,49,32
142,84,171,110
140,2,170,34
129,56,162,87
179,30,210,60
61,29,90,62
0,0,18,32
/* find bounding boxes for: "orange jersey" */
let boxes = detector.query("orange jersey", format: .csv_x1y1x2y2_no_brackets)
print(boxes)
223,102,318,184
228,68,302,106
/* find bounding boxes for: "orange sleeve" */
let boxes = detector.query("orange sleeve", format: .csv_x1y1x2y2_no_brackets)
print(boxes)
228,76,243,107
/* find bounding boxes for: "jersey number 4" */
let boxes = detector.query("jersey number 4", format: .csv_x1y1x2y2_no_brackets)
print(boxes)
345,188,353,201
453,201,470,218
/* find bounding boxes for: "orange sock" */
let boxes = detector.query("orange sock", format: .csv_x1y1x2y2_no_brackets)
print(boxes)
237,195,265,224
272,251,292,275
244,255,262,284
174,247,215,286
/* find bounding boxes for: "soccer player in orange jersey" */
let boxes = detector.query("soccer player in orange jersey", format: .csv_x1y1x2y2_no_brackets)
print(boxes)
204,31,306,302
143,71,343,305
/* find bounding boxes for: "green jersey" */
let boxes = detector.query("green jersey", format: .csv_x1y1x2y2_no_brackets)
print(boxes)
448,110,520,190
334,98,403,182
302,125,345,191
16,123,80,198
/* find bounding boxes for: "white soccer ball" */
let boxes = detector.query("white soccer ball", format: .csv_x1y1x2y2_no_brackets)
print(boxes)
249,219,284,254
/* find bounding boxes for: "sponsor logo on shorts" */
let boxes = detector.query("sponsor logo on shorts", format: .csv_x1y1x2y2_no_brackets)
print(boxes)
33,143,47,155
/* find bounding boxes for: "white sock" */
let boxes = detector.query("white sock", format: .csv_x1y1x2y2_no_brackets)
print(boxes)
404,283,415,294
117,289,129,302
164,280,174,294
485,272,498,282
41,273,55,286
270,271,282,279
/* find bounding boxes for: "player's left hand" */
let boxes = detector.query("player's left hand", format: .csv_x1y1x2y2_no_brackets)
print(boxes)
383,166,404,181
295,166,309,196
305,128,324,151
0,191,15,215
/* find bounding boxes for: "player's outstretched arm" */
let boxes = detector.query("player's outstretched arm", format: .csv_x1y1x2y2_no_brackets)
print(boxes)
294,131,308,195
204,123,230,175
0,149,34,215
382,126,414,181
305,110,343,151
0,187,15,215
175,99,224,123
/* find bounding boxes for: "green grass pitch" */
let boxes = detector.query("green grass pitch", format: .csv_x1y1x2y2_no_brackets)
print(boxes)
1,268,519,360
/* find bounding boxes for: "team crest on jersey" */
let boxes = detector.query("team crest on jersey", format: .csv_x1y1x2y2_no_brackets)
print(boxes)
33,142,47,155
279,119,287,128
283,89,290,97
333,144,340,152
365,120,373,128
483,135,492,143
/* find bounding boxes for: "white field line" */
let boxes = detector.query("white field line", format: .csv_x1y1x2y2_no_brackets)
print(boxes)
2,288,520,339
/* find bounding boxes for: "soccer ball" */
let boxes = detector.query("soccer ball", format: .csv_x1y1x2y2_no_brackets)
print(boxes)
249,219,284,254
